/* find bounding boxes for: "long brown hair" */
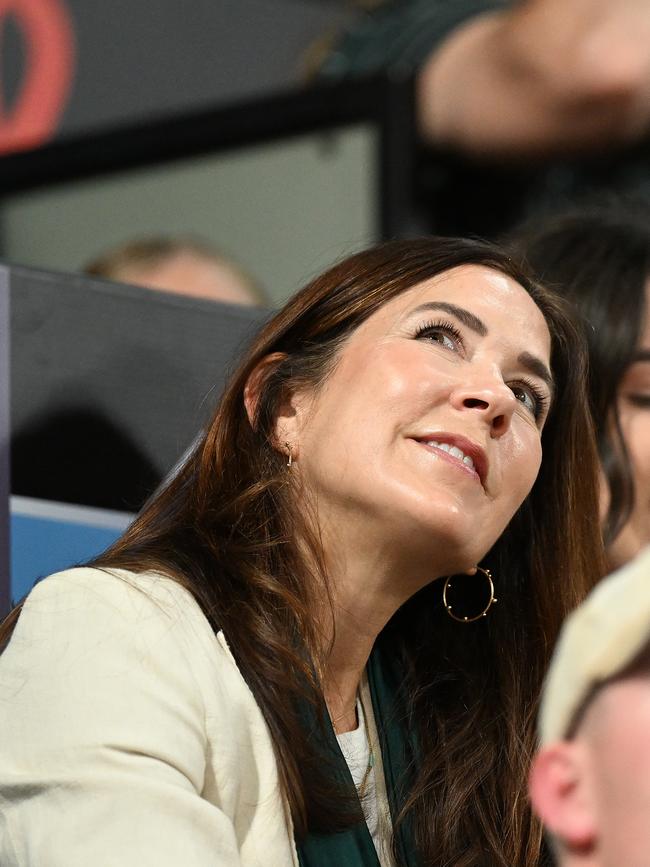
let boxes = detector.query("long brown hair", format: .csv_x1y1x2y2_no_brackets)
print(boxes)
2,237,605,866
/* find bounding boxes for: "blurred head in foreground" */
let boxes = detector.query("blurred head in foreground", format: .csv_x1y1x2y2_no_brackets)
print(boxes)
530,546,650,867
510,200,650,568
85,236,267,307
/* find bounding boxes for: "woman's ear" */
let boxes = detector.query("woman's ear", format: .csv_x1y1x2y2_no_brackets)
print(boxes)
529,742,597,853
244,352,307,458
243,352,287,428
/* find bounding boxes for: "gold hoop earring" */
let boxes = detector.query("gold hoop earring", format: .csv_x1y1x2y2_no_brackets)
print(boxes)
443,567,497,623
284,442,293,467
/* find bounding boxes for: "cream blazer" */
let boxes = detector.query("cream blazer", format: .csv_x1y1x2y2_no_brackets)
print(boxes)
0,567,300,866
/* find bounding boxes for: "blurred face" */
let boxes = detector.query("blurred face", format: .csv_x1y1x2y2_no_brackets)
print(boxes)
288,265,553,575
115,251,259,306
608,283,650,568
579,673,650,867
530,666,650,867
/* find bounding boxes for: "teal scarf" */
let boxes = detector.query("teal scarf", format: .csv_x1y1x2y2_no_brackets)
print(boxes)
296,640,422,867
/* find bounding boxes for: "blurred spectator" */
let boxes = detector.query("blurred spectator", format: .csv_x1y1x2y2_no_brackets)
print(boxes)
530,546,650,867
85,236,268,307
318,0,650,159
509,199,650,569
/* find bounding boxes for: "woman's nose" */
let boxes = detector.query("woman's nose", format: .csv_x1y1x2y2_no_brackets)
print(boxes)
450,377,517,437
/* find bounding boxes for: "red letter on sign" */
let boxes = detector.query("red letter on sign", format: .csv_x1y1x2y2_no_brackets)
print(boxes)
0,0,75,155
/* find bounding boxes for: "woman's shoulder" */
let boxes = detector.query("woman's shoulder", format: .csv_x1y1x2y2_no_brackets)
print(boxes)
23,564,197,612
0,568,293,867
19,565,210,636
1,566,268,765
7,566,242,699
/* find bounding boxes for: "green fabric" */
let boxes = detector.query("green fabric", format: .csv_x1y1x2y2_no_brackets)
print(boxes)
296,641,422,867
319,0,507,80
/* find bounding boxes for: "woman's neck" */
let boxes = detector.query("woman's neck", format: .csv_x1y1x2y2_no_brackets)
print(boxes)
323,605,380,733
321,552,427,733
313,511,468,733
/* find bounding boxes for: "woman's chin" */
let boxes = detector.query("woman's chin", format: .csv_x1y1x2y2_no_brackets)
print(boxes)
386,505,488,573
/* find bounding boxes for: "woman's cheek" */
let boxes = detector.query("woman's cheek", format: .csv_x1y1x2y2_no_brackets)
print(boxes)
514,426,543,490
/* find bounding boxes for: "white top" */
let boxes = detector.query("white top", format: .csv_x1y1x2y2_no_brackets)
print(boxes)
336,715,369,776
336,694,395,867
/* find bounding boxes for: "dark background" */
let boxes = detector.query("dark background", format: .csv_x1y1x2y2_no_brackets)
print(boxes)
3,0,355,145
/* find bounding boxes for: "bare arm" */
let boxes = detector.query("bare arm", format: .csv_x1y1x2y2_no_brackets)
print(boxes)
418,0,650,157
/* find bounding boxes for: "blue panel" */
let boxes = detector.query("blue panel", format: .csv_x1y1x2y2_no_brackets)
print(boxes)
10,515,123,603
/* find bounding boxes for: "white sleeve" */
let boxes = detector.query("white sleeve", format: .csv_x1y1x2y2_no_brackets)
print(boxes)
0,568,242,867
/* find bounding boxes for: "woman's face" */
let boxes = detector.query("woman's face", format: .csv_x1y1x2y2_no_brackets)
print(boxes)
608,282,650,568
284,264,553,575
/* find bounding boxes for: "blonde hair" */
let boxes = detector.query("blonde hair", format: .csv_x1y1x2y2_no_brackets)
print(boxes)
85,235,267,305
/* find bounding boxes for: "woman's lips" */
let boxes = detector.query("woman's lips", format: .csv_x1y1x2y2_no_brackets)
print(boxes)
411,433,488,487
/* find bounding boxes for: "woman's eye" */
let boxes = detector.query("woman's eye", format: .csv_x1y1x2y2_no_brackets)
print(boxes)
512,387,535,413
415,320,463,352
510,382,546,420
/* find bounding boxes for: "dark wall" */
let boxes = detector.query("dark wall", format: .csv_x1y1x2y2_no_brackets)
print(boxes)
10,264,268,511
2,0,354,151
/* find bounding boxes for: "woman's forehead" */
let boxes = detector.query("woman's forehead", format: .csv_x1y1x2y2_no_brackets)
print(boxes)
368,264,548,334
401,264,529,307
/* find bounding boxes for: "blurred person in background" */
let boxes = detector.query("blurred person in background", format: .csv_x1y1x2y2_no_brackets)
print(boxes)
317,0,650,159
85,235,268,307
529,545,650,867
509,200,650,568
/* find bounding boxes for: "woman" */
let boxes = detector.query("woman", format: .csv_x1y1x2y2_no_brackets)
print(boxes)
0,237,604,867
511,201,650,568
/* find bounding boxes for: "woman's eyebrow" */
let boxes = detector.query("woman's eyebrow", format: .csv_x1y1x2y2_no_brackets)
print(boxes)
519,352,555,395
410,302,487,336
410,301,554,394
